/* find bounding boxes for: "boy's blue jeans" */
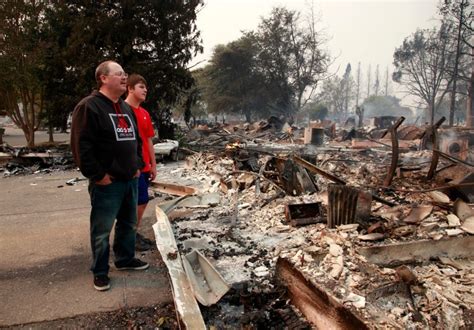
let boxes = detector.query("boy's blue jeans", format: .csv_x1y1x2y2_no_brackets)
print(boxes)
88,178,138,276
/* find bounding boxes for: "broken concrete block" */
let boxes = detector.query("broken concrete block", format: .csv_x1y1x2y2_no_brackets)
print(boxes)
403,205,433,224
376,205,404,221
329,244,343,257
254,266,270,277
358,233,384,241
427,191,450,203
446,214,461,227
346,292,366,309
329,256,344,279
453,199,473,221
461,217,474,235
337,223,359,232
446,229,464,236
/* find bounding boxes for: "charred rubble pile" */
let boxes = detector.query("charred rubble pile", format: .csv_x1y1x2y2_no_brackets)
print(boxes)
185,116,320,151
0,143,74,177
155,116,474,328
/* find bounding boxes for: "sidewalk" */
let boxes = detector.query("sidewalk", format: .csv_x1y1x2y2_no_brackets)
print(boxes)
0,170,172,326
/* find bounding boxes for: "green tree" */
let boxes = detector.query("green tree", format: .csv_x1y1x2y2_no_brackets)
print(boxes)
304,102,328,121
198,36,269,122
248,7,329,117
361,95,413,118
0,1,48,147
41,3,78,139
319,63,356,120
174,68,207,127
50,1,203,138
342,63,355,114
1,1,203,144
393,24,456,124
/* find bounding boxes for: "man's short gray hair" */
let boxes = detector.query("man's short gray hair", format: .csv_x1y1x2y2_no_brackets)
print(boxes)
95,60,116,88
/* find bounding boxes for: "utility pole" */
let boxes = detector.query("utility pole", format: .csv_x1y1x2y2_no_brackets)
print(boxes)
367,64,371,98
448,0,465,126
356,62,361,107
343,63,351,114
467,43,474,127
374,64,380,96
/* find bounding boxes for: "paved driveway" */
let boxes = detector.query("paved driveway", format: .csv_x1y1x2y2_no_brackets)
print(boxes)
0,170,172,326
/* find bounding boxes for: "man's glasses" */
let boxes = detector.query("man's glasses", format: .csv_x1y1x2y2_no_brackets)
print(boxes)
108,71,128,78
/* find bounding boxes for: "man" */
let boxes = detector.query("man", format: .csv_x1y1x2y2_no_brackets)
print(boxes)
71,60,149,292
125,74,157,251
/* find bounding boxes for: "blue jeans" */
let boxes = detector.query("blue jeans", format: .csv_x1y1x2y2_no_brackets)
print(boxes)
88,178,138,276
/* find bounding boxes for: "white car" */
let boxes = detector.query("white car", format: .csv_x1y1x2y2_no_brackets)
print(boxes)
67,113,73,128
153,139,179,156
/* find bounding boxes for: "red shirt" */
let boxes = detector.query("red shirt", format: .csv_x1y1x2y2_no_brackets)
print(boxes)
131,106,155,172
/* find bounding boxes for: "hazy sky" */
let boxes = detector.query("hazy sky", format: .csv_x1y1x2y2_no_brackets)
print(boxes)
191,0,441,100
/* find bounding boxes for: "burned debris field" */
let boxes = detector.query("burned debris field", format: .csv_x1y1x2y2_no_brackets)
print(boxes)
142,116,473,329
1,115,473,328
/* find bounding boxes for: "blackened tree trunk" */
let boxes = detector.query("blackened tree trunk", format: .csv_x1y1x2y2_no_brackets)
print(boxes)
467,58,474,127
243,107,251,122
429,97,436,125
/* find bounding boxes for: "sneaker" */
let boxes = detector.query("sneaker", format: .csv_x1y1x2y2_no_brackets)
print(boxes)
137,232,153,245
93,275,110,291
136,238,152,252
116,258,150,271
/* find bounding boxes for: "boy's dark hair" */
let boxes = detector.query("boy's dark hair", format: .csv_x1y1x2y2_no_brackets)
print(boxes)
127,74,147,88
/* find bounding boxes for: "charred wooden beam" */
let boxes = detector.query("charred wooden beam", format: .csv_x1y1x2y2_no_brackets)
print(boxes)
293,155,396,207
359,236,474,267
231,170,286,195
427,128,440,180
150,182,197,196
420,116,446,139
276,258,369,329
435,149,474,168
292,155,346,185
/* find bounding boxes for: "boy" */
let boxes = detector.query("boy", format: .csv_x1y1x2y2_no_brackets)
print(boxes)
125,74,157,251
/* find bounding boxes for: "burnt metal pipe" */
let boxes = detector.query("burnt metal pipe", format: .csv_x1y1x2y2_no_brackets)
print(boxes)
426,117,446,180
381,116,405,139
383,117,405,187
